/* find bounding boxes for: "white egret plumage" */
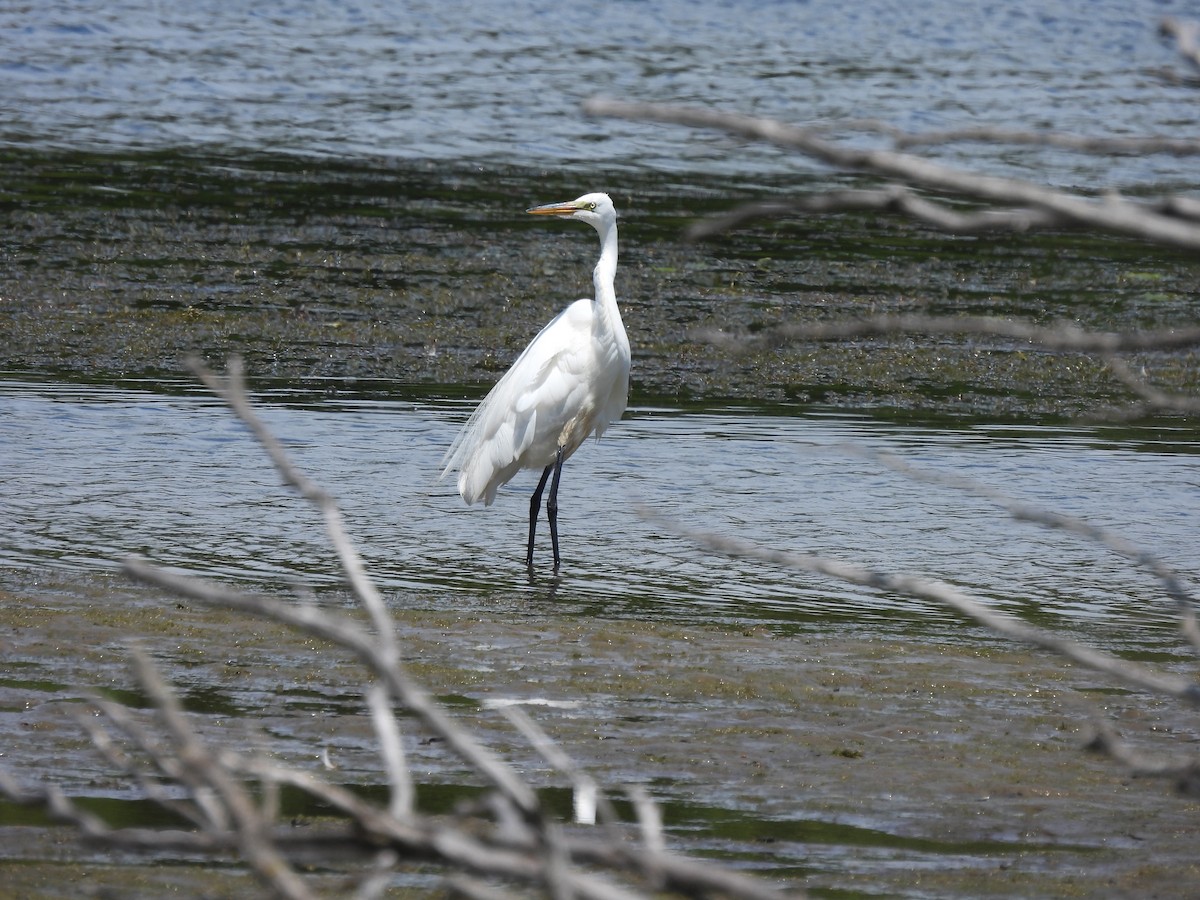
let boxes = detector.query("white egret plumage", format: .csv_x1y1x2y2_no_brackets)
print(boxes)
441,192,630,567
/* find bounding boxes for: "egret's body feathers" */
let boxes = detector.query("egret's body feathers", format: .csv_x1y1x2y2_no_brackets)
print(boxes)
440,192,630,566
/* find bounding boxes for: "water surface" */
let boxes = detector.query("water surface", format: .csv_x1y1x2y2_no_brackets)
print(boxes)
2,0,1197,187
5,378,1197,644
4,379,1200,897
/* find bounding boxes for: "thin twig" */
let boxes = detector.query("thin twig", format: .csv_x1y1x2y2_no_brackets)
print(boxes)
186,356,398,662
861,448,1200,653
684,188,1066,240
130,649,315,900
644,511,1200,707
700,314,1200,355
583,98,1200,251
1087,721,1200,794
366,681,415,821
122,556,541,818
1102,353,1200,416
74,704,213,830
497,705,614,827
1161,17,1200,71
821,119,1200,157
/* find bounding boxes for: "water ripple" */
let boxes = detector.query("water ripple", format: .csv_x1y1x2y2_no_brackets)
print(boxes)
4,379,1198,647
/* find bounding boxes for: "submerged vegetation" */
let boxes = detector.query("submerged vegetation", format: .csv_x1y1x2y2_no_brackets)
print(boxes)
3,147,1199,419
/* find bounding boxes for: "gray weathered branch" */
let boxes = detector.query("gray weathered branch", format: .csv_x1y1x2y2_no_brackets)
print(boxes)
647,513,1200,708
583,98,1200,250
1161,17,1200,71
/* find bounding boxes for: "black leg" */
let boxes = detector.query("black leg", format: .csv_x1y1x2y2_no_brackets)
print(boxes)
546,445,565,568
527,463,553,565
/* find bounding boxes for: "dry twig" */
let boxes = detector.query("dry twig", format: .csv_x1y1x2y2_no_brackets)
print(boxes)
701,314,1200,356
2,358,805,900
1161,17,1200,72
655,517,1200,707
583,98,1200,250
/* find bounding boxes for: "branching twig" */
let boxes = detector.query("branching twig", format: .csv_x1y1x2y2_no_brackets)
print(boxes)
583,98,1200,251
186,356,398,662
497,704,613,828
684,188,1067,240
644,511,1200,707
700,314,1200,355
1161,17,1200,72
819,119,1200,157
130,648,315,900
859,449,1200,653
701,314,1200,417
122,555,541,820
1101,353,1200,416
1086,721,1200,794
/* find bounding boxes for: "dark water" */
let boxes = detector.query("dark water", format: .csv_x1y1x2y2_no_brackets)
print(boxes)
2,0,1197,187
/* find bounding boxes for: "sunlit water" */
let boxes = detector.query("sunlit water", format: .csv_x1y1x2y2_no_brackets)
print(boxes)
1,0,1196,187
5,379,1198,645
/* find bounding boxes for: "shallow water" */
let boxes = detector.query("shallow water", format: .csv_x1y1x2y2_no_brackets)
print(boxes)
4,378,1200,896
5,377,1198,643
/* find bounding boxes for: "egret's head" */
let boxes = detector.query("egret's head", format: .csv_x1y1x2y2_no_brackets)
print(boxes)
527,192,615,230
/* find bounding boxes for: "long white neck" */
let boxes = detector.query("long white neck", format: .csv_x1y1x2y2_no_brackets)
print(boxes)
592,219,620,316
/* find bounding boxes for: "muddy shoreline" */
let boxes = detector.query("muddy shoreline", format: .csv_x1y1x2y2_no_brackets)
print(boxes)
3,569,1200,897
4,148,1199,420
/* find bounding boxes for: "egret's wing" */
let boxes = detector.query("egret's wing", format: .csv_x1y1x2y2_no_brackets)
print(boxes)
441,299,593,504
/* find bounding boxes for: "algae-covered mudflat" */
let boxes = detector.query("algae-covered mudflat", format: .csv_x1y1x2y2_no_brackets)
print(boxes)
4,148,1198,417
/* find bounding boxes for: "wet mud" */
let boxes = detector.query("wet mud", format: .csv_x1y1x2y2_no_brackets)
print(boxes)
3,570,1200,898
3,148,1199,418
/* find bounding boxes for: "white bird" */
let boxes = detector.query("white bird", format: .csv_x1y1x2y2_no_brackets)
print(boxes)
441,192,630,568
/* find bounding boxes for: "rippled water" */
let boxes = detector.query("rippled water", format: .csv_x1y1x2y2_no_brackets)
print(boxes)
1,0,1196,186
4,2,1200,892
5,379,1198,643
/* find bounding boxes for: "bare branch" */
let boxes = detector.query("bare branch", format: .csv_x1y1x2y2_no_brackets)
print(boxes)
497,704,612,828
185,356,398,662
626,785,666,858
1161,17,1200,71
685,188,1067,241
75,703,213,830
703,315,1200,418
861,449,1200,654
129,648,315,900
1101,353,1200,416
1087,721,1200,794
701,314,1200,355
1153,193,1200,223
122,556,542,819
644,511,1200,707
366,681,415,821
821,119,1200,157
583,98,1200,251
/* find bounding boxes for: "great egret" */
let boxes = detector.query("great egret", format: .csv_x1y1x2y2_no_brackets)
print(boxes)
441,192,630,568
